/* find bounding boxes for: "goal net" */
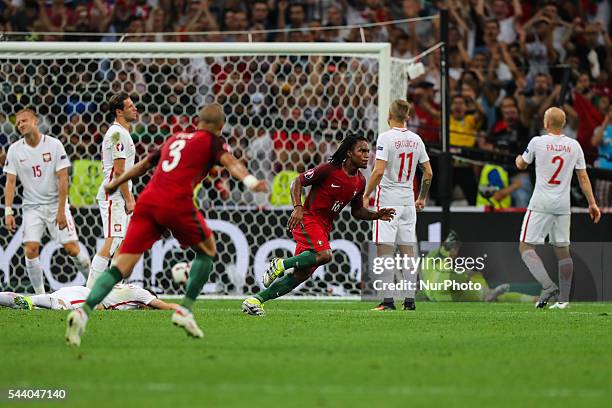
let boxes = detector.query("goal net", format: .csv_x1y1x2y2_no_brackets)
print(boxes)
0,42,399,297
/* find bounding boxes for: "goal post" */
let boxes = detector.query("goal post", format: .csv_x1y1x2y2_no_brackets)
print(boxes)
0,41,393,297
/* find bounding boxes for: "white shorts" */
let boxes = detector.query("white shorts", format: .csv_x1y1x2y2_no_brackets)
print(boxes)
520,210,570,247
99,199,130,238
372,205,417,244
50,286,90,310
22,205,78,244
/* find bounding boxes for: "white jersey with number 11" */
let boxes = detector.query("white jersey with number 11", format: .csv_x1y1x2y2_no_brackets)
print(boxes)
374,127,429,207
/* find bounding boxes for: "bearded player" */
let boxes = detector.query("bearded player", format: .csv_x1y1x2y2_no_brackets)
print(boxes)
65,104,267,346
242,134,395,316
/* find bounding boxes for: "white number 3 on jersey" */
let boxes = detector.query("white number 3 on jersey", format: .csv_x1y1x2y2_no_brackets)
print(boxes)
162,140,186,172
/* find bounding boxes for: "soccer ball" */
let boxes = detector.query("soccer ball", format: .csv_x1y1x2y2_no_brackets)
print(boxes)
171,262,190,285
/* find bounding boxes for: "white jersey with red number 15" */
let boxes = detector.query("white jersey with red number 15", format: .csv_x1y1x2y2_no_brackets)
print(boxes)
374,127,429,207
522,134,586,215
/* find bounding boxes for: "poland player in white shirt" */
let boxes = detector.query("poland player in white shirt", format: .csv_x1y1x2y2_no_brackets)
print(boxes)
0,283,179,311
3,108,90,294
363,100,433,311
87,93,138,289
516,107,600,309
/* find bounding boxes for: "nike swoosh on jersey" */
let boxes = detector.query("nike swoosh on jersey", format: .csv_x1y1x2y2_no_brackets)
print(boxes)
331,184,340,188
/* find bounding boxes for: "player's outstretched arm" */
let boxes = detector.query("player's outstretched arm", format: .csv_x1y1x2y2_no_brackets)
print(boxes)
219,152,268,192
363,159,386,207
105,157,154,195
148,299,181,311
352,207,395,221
576,169,601,223
3,173,17,232
416,161,433,211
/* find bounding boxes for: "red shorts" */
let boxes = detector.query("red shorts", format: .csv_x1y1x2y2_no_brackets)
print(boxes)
291,217,330,274
120,202,212,254
292,216,330,254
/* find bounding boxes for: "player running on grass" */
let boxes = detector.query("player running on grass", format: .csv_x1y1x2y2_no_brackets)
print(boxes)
1,284,179,311
515,107,600,309
242,134,395,316
65,104,267,346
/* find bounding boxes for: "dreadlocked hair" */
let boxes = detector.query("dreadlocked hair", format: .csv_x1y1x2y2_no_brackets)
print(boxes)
329,133,369,166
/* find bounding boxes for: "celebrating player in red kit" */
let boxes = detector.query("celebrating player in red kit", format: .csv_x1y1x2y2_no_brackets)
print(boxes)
65,104,267,346
242,134,395,316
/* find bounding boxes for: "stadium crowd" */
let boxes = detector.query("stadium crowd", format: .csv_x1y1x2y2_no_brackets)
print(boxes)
0,0,611,208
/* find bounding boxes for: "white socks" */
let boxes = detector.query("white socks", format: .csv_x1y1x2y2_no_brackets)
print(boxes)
87,254,110,289
71,250,91,279
25,257,45,294
521,250,555,289
558,258,573,303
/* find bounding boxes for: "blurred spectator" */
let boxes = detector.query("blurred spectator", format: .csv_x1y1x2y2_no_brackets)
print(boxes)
592,106,612,206
408,81,440,144
449,94,482,205
484,96,529,154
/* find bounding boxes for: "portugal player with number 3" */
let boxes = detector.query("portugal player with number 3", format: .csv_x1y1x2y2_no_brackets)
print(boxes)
65,104,268,346
516,107,600,309
242,134,395,316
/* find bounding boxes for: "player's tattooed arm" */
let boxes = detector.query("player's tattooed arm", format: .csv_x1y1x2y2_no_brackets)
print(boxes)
416,161,433,211
287,176,304,231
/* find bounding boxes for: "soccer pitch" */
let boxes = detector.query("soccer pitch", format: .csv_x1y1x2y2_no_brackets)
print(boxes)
2,301,612,407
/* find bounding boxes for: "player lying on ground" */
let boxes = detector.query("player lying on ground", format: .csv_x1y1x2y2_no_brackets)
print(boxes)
242,134,395,316
515,107,600,310
0,284,178,311
3,108,90,294
420,231,536,303
65,104,268,346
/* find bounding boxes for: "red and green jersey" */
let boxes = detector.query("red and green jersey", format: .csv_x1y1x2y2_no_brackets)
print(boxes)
299,163,366,232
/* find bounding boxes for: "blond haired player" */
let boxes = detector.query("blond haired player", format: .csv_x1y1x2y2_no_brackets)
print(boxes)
87,93,138,288
0,283,179,311
363,100,433,311
516,107,601,309
3,108,90,294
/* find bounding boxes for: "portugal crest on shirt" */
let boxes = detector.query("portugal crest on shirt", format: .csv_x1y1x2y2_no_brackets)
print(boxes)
304,168,315,179
42,152,51,162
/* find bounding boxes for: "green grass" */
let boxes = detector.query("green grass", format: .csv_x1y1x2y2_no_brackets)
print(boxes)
1,301,612,407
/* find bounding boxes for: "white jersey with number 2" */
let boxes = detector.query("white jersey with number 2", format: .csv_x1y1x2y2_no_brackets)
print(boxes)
522,134,586,215
374,127,429,207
